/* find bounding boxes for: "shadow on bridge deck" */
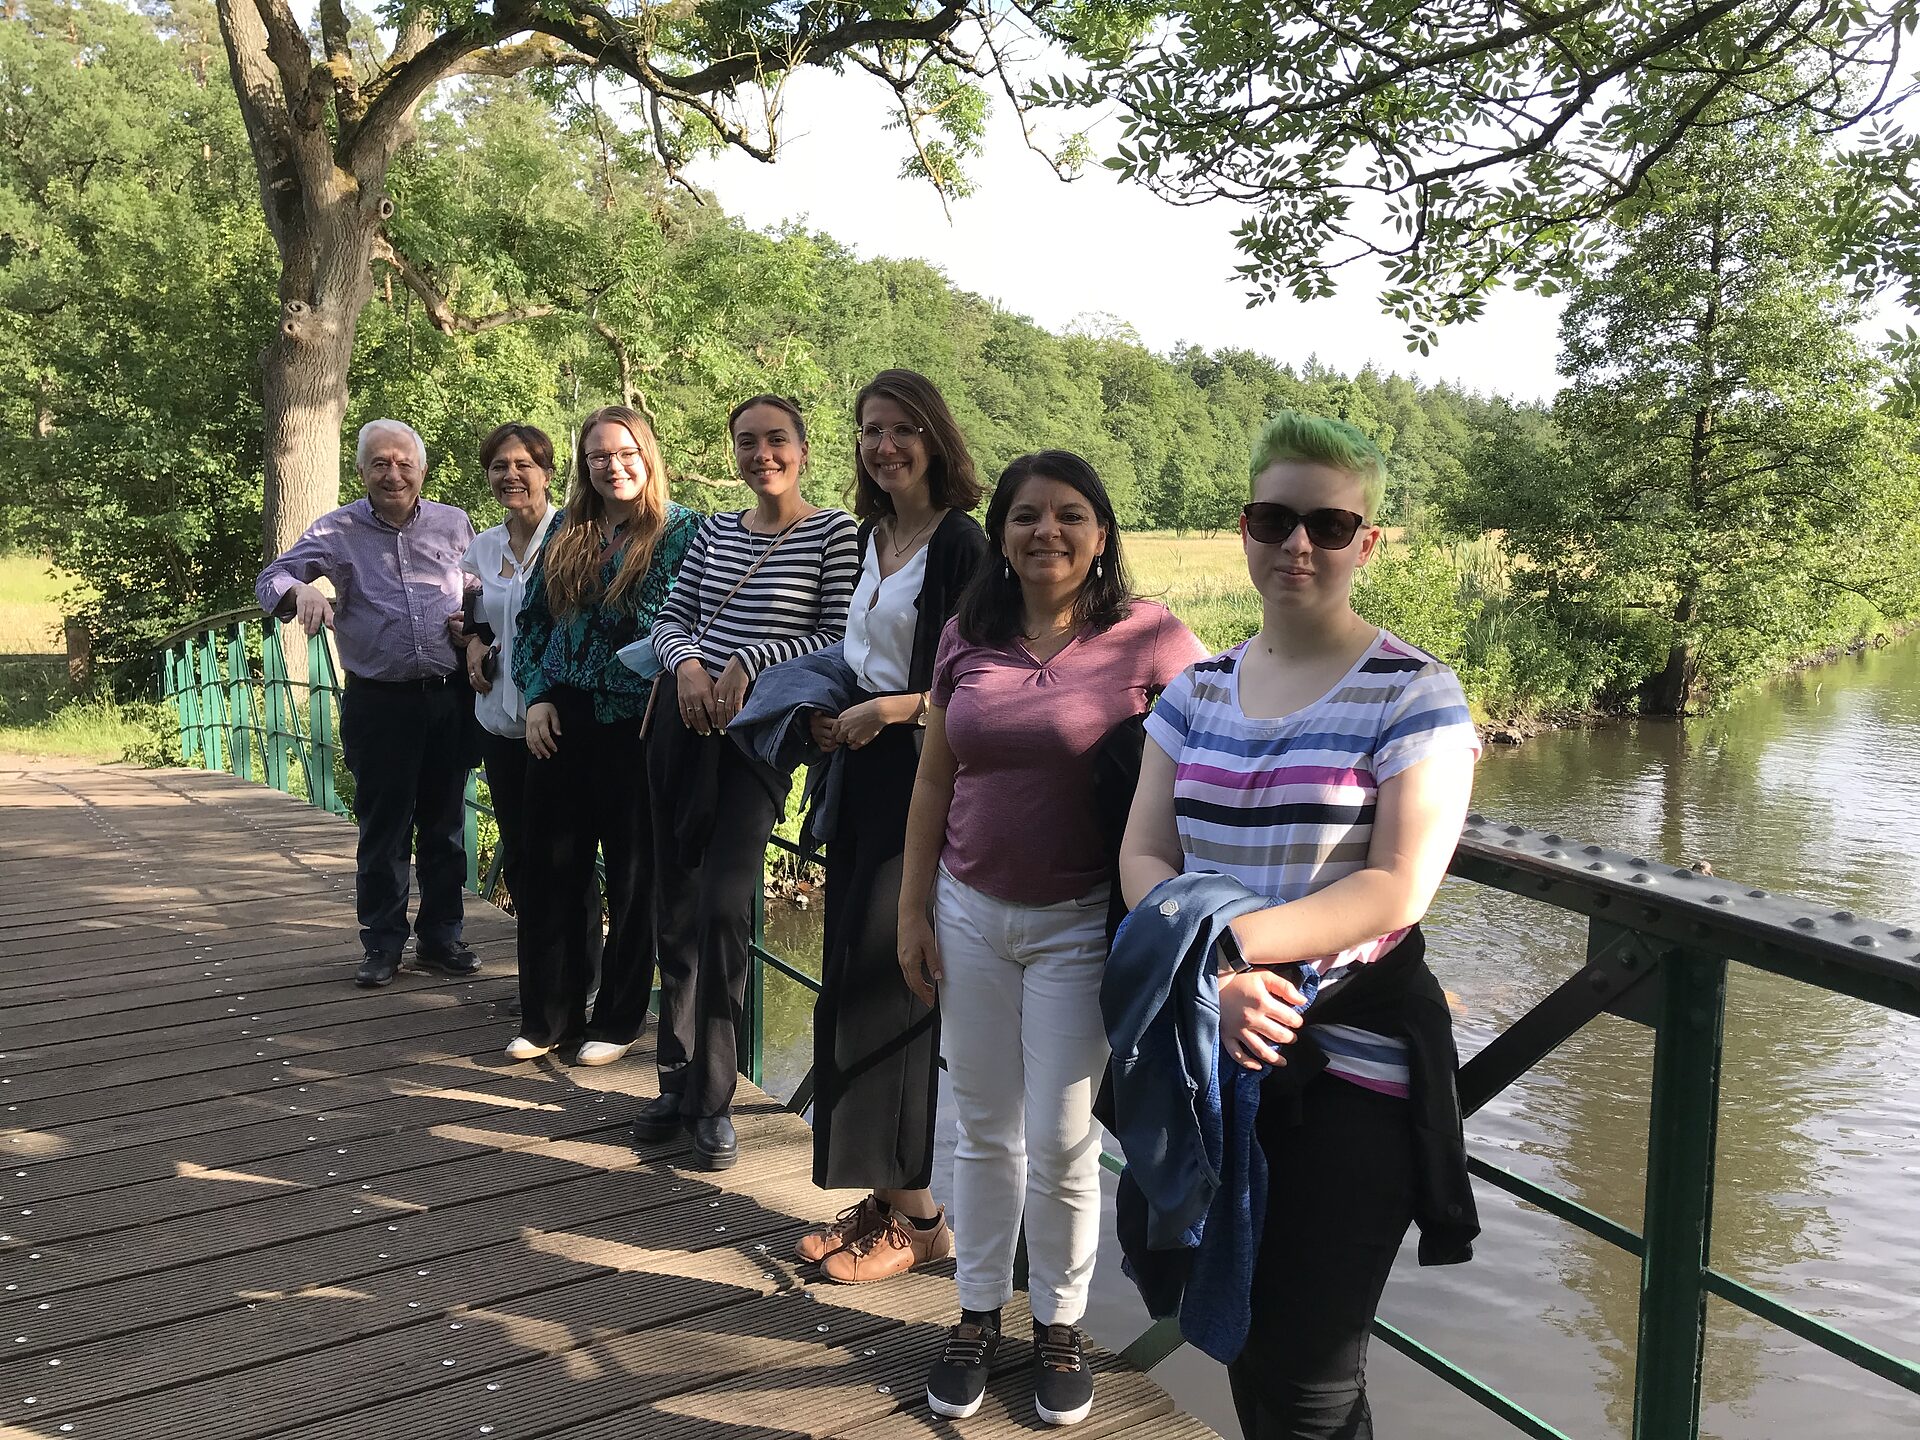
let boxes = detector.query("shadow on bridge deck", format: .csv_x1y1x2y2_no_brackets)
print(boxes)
0,758,1217,1440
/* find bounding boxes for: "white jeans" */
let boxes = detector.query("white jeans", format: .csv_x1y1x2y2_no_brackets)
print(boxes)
935,866,1111,1326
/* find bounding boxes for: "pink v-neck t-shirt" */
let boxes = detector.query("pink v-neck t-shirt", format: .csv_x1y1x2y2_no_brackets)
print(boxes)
931,601,1207,905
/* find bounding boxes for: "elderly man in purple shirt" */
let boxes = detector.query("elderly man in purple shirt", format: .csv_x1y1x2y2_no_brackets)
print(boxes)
256,419,483,989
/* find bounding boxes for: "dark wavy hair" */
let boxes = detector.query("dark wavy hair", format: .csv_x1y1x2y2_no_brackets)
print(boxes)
728,393,808,446
954,450,1134,647
850,369,981,520
478,423,555,478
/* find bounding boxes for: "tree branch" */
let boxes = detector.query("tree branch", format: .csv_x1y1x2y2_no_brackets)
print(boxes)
374,234,557,334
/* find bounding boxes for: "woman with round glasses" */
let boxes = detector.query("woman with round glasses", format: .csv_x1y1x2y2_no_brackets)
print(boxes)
794,370,987,1284
1118,411,1481,1440
506,406,700,1066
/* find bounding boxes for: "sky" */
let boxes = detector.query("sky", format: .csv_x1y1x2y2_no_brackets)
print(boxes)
687,69,1569,401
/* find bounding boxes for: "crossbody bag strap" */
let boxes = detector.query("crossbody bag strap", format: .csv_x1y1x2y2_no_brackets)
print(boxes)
689,512,807,648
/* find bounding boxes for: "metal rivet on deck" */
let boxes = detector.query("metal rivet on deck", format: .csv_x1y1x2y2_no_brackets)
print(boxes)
862,1349,877,1357
441,1359,456,1367
1892,927,1914,940
1831,910,1855,923
1708,894,1729,905
378,1253,390,1259
1462,828,1482,839
449,1323,462,1330
487,1383,502,1392
1583,845,1603,855
1544,849,1565,859
351,1209,362,1215
45,1360,56,1367
876,1385,892,1395
1793,917,1816,929
11,1338,22,1344
417,1270,429,1276
817,1324,830,1332
1586,862,1609,872
388,1225,399,1231
1852,935,1878,948
1467,812,1486,825
35,1305,46,1311
407,1302,419,1308
1747,889,1768,898
1630,874,1653,885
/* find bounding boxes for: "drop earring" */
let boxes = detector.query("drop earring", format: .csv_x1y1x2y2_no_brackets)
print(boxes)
1095,556,1105,579
1003,561,1012,580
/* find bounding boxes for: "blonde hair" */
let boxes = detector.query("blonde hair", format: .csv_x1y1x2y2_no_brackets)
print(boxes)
541,406,671,616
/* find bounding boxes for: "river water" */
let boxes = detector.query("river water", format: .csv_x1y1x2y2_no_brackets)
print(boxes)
758,637,1920,1438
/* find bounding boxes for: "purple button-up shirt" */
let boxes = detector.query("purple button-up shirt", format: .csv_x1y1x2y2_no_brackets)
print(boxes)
256,497,476,682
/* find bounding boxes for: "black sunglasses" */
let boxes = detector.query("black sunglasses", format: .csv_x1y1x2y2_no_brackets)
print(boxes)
1241,502,1367,550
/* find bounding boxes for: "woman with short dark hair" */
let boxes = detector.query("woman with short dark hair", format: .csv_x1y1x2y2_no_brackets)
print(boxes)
793,370,987,1284
897,450,1206,1427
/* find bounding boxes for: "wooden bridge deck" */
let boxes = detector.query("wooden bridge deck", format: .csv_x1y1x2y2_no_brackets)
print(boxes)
0,758,1216,1440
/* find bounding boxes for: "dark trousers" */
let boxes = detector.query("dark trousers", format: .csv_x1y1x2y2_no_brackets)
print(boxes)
1229,1075,1416,1440
338,679,471,956
516,689,647,1049
479,727,602,1010
651,720,785,1118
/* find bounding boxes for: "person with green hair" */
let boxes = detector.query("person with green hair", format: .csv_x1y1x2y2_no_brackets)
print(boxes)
1118,409,1483,1438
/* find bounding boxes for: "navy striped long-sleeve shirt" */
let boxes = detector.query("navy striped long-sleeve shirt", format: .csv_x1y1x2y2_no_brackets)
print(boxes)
650,508,860,681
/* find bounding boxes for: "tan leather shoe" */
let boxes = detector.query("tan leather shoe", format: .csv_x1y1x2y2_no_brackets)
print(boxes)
822,1205,952,1284
796,1196,886,1264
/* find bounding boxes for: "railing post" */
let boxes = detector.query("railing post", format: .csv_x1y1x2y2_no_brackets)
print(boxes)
162,646,189,763
226,624,253,781
179,643,204,765
197,631,227,773
1631,946,1727,1440
745,864,767,1087
260,623,294,794
306,630,341,816
463,771,481,895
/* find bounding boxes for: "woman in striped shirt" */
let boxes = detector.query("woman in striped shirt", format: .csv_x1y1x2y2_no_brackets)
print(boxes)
637,395,859,1170
1119,412,1480,1440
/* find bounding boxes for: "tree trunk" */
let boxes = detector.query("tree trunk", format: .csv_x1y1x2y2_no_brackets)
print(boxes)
1642,591,1698,715
260,290,360,560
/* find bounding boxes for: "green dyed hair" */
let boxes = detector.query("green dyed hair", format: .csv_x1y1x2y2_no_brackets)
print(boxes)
1249,411,1388,520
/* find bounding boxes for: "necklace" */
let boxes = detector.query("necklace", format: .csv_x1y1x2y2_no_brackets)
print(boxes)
885,509,940,560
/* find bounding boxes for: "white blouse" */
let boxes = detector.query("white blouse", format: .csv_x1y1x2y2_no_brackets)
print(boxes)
459,507,556,738
843,541,928,694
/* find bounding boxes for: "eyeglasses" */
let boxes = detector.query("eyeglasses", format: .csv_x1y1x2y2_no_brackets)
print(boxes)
586,448,644,470
858,423,925,449
1241,502,1367,549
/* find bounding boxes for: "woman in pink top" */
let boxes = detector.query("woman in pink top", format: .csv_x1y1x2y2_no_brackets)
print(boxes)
897,450,1206,1427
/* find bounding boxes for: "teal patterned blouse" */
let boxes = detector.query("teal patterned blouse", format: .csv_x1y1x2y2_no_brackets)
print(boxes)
512,502,701,723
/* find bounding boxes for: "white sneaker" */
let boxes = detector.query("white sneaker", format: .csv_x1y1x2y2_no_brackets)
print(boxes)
505,1036,553,1061
573,1040,631,1067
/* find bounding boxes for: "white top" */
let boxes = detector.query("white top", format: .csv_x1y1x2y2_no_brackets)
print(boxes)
843,542,928,693
459,508,557,738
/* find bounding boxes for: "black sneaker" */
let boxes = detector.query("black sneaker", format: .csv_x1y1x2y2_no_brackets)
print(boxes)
1032,1321,1093,1426
416,941,481,977
354,950,401,988
926,1317,1001,1419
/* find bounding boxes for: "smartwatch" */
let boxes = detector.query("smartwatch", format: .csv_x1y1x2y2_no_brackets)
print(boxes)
1215,926,1253,976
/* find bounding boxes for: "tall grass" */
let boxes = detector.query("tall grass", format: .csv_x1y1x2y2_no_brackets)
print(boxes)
0,555,164,760
0,552,81,654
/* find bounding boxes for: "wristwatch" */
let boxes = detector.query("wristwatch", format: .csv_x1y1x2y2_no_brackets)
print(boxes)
1215,926,1252,976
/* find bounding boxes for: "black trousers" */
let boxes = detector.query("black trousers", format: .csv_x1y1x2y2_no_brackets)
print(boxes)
515,689,647,1049
479,727,602,999
338,679,471,956
1229,1075,1416,1440
811,722,937,1189
651,715,785,1118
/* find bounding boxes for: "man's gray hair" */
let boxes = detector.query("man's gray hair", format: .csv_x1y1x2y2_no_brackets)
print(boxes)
355,419,428,472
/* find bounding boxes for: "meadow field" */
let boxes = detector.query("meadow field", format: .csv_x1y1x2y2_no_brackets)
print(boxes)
0,553,162,760
0,551,71,653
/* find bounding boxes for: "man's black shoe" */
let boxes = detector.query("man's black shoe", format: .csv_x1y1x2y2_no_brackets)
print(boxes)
690,1115,738,1170
415,941,481,977
354,950,402,988
630,1092,682,1144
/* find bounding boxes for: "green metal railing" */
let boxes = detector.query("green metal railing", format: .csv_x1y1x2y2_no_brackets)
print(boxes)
158,610,1920,1440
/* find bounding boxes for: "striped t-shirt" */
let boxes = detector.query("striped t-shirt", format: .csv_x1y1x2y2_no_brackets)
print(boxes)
651,509,860,680
1143,629,1480,1096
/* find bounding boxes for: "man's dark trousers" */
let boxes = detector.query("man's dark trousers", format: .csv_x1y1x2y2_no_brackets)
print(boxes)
339,676,472,956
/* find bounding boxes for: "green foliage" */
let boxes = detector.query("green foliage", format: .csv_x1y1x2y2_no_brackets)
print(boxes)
0,0,276,672
1442,116,1920,712
1043,2,1919,348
